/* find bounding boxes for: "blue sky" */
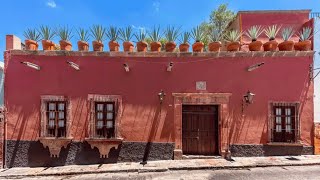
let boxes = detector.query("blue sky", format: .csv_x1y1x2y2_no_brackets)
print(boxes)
0,0,320,56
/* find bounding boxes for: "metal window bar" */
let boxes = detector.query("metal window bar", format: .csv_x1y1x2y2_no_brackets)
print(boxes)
93,102,115,138
270,103,299,143
46,101,67,138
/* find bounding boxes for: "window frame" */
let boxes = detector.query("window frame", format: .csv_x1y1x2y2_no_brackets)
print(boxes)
88,94,122,139
40,95,71,138
95,102,116,138
46,101,67,138
269,102,300,143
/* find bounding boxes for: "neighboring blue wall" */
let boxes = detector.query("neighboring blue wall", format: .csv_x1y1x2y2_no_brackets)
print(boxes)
315,17,320,122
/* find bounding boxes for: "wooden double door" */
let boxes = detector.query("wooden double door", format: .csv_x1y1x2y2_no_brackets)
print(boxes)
182,105,219,155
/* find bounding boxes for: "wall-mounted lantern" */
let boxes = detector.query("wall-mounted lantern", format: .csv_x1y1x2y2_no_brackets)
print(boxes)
242,90,255,113
243,91,255,104
167,62,173,72
123,63,130,72
158,90,166,104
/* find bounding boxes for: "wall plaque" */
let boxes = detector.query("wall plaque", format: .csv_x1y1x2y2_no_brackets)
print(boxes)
196,81,206,90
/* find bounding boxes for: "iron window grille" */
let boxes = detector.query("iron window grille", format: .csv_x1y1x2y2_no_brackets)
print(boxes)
46,101,67,137
269,102,299,143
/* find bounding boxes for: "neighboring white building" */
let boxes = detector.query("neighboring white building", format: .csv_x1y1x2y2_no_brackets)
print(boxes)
314,16,320,122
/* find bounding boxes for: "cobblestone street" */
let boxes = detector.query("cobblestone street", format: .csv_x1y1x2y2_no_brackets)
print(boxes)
4,165,320,180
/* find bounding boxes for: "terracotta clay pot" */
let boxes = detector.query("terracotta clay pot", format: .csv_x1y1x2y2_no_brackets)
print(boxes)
25,40,38,50
263,40,278,51
226,41,241,51
42,40,55,50
92,41,104,51
59,40,72,51
150,42,162,52
165,41,176,52
278,41,294,51
179,43,190,52
248,40,263,51
123,41,134,52
294,40,311,51
192,41,204,52
208,41,221,52
77,41,89,51
108,41,120,52
137,41,148,52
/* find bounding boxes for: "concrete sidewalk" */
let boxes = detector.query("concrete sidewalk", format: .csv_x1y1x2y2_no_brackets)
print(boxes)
1,155,320,178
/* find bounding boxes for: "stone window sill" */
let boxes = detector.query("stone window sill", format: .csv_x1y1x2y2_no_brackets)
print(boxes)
38,137,73,157
266,142,303,147
85,138,123,158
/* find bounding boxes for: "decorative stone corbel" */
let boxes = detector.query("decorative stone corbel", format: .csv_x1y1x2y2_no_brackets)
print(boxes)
85,138,123,158
39,137,72,158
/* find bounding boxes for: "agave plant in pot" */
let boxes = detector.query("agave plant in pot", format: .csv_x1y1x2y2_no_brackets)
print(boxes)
263,25,281,51
164,26,180,52
179,32,191,52
119,26,134,52
134,29,148,52
90,25,106,52
57,26,73,51
77,28,90,51
106,26,120,52
245,25,263,51
23,28,41,50
191,26,205,52
39,25,56,50
224,30,242,51
278,27,294,51
208,29,222,52
149,26,163,52
294,27,312,51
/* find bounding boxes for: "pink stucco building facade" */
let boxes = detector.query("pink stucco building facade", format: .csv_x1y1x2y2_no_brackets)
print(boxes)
1,10,316,167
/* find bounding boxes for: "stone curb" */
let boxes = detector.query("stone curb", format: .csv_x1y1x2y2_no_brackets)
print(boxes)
1,162,320,178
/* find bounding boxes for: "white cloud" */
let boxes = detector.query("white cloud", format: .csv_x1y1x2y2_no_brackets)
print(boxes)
131,25,147,33
152,1,160,12
46,0,57,8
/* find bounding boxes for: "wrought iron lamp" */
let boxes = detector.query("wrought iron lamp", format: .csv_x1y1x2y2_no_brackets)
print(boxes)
158,90,166,104
242,91,255,113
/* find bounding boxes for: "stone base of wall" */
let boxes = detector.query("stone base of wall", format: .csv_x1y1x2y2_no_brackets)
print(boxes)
5,140,174,168
231,144,314,157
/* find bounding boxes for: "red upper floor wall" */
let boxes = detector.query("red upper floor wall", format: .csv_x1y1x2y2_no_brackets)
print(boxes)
227,10,313,48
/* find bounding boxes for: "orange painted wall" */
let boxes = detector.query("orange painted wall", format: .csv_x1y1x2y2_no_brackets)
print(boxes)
4,52,314,146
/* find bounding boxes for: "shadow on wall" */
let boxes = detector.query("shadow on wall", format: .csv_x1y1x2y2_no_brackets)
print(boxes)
5,99,174,167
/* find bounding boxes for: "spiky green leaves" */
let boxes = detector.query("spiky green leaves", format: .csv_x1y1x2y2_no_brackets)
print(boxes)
165,26,180,42
149,26,162,42
264,25,281,40
297,27,312,41
224,30,242,42
281,27,294,41
191,26,205,42
119,26,133,42
134,29,146,42
23,28,41,41
245,26,263,41
209,29,222,42
57,26,73,41
39,25,55,40
179,32,191,44
90,25,106,42
106,26,119,41
77,28,90,42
